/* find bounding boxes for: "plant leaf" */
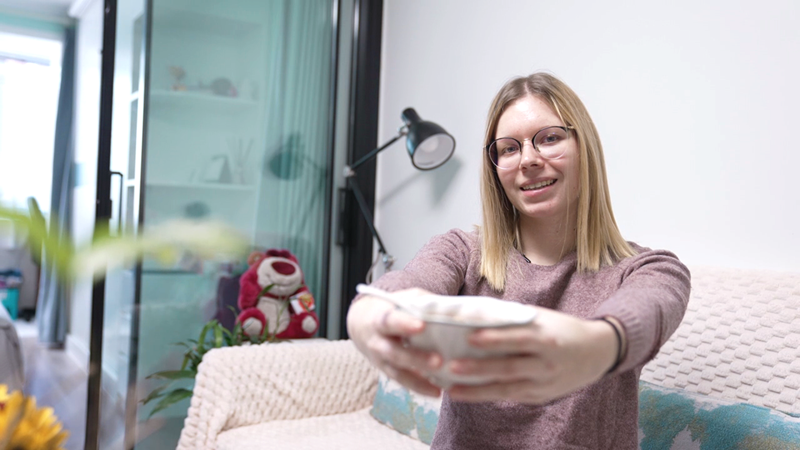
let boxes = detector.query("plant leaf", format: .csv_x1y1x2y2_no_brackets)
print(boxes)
140,384,170,405
147,388,194,418
145,369,196,380
260,317,271,343
180,352,193,371
197,320,215,354
213,323,223,348
258,283,275,298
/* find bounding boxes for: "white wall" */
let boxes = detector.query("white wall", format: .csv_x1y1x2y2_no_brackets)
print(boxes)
67,0,102,367
376,0,800,272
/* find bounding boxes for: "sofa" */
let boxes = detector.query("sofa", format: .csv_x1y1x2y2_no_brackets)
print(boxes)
177,266,800,449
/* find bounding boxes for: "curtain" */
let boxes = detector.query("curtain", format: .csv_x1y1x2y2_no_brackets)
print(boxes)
36,26,75,346
257,0,333,299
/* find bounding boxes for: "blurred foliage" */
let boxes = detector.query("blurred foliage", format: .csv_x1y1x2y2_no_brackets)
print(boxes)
0,202,248,280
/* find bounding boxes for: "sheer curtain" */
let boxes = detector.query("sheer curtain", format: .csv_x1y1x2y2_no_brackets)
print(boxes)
256,0,334,298
37,26,75,346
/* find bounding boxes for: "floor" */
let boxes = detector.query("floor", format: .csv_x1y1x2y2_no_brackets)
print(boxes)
17,320,126,450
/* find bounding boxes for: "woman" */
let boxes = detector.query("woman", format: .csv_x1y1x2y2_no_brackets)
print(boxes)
347,72,690,449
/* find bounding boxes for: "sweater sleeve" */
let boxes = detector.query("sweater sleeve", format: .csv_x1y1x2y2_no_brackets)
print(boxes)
366,229,473,296
592,250,691,374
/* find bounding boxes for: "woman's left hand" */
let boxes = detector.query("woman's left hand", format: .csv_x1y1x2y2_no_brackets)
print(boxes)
445,307,620,404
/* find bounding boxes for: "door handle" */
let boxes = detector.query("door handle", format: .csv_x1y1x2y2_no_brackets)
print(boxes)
110,171,123,235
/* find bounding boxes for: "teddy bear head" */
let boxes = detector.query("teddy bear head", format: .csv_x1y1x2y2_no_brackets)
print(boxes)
252,248,304,297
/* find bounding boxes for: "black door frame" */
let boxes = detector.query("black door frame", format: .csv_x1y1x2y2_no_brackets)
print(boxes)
338,0,383,338
86,0,117,449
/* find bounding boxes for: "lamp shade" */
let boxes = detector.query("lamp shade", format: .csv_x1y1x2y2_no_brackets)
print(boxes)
402,108,455,170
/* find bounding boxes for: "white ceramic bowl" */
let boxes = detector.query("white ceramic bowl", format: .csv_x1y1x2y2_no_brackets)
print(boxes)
356,285,538,387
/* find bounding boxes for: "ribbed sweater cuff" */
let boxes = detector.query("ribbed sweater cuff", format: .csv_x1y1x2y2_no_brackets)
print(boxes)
593,301,649,375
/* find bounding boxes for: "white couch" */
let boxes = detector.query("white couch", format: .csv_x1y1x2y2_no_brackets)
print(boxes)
177,266,800,449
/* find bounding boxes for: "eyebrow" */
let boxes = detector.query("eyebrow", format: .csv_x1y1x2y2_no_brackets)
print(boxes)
494,124,565,140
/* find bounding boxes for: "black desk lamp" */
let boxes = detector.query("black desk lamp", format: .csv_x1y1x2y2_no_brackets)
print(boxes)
344,108,455,279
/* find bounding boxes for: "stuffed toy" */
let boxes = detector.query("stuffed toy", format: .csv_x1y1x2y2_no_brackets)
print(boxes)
237,248,319,339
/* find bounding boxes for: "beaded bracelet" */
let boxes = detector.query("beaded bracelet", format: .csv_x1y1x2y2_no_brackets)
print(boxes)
598,317,623,374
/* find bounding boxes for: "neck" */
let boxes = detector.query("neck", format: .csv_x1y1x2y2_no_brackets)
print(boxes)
517,213,577,265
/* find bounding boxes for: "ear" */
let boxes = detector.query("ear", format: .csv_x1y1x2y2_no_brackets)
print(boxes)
247,251,265,267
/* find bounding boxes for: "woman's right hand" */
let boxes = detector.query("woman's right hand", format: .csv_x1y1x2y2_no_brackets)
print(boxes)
347,289,443,397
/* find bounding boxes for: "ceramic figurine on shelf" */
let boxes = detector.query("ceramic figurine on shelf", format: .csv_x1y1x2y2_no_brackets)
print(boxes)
168,65,187,91
211,78,237,97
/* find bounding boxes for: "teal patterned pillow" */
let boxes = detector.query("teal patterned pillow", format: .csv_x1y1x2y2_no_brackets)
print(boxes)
638,380,800,449
370,373,442,444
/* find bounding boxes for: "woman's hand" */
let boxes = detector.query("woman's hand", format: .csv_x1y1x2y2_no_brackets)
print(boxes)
445,308,620,404
347,288,443,397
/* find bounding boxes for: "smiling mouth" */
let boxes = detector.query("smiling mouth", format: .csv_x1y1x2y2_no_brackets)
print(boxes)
521,180,556,191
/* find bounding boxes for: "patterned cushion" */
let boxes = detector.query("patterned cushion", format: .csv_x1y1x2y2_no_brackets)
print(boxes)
638,380,800,449
370,377,800,448
369,373,442,445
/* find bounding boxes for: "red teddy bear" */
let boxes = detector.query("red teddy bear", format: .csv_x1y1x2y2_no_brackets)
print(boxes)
237,249,319,339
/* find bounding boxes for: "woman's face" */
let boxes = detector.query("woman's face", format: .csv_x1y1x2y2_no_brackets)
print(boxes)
493,95,580,224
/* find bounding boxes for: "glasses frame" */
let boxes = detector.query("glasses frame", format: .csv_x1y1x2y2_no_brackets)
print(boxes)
486,125,575,170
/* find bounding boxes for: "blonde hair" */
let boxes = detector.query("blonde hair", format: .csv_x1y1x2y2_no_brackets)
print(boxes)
479,73,636,290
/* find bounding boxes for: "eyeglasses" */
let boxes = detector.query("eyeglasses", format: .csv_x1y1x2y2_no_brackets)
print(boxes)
487,126,573,170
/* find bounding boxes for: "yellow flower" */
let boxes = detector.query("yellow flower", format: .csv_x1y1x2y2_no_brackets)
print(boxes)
0,385,68,450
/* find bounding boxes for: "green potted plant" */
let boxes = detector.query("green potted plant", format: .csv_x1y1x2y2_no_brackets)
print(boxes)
140,286,289,417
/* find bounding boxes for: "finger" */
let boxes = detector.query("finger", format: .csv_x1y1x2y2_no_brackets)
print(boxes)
382,365,442,398
373,307,425,337
394,287,433,297
447,355,557,383
367,335,443,373
468,324,554,354
447,380,549,404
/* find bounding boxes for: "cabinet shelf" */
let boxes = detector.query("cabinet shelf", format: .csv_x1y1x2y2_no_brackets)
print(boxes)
146,181,255,191
154,7,262,37
149,90,258,113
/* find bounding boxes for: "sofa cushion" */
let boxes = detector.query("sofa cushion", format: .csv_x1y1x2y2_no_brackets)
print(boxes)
216,407,429,450
370,373,442,445
638,380,800,449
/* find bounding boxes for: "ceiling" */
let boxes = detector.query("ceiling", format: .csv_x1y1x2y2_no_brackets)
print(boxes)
0,0,74,18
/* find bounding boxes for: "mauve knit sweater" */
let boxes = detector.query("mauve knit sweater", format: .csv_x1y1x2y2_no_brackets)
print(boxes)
368,229,691,450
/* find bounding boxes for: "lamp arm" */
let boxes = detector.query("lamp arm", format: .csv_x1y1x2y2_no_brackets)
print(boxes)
348,128,407,172
346,176,390,257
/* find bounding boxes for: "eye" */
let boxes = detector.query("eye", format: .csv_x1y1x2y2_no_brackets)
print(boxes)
536,128,568,147
495,138,520,155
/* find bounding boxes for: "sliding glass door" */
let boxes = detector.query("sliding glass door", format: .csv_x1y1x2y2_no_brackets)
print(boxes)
97,1,337,448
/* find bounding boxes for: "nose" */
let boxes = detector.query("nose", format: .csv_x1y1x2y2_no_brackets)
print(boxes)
518,140,544,168
272,261,296,276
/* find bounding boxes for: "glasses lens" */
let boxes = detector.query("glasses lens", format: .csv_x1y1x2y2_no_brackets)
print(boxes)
489,138,520,169
534,127,569,159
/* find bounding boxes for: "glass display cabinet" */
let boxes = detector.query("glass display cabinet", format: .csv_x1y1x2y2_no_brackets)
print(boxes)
99,1,338,447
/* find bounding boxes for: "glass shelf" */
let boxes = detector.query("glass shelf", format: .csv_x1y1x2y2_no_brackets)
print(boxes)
149,90,258,113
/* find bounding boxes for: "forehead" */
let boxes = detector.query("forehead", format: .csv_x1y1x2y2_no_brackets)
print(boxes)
496,95,561,136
